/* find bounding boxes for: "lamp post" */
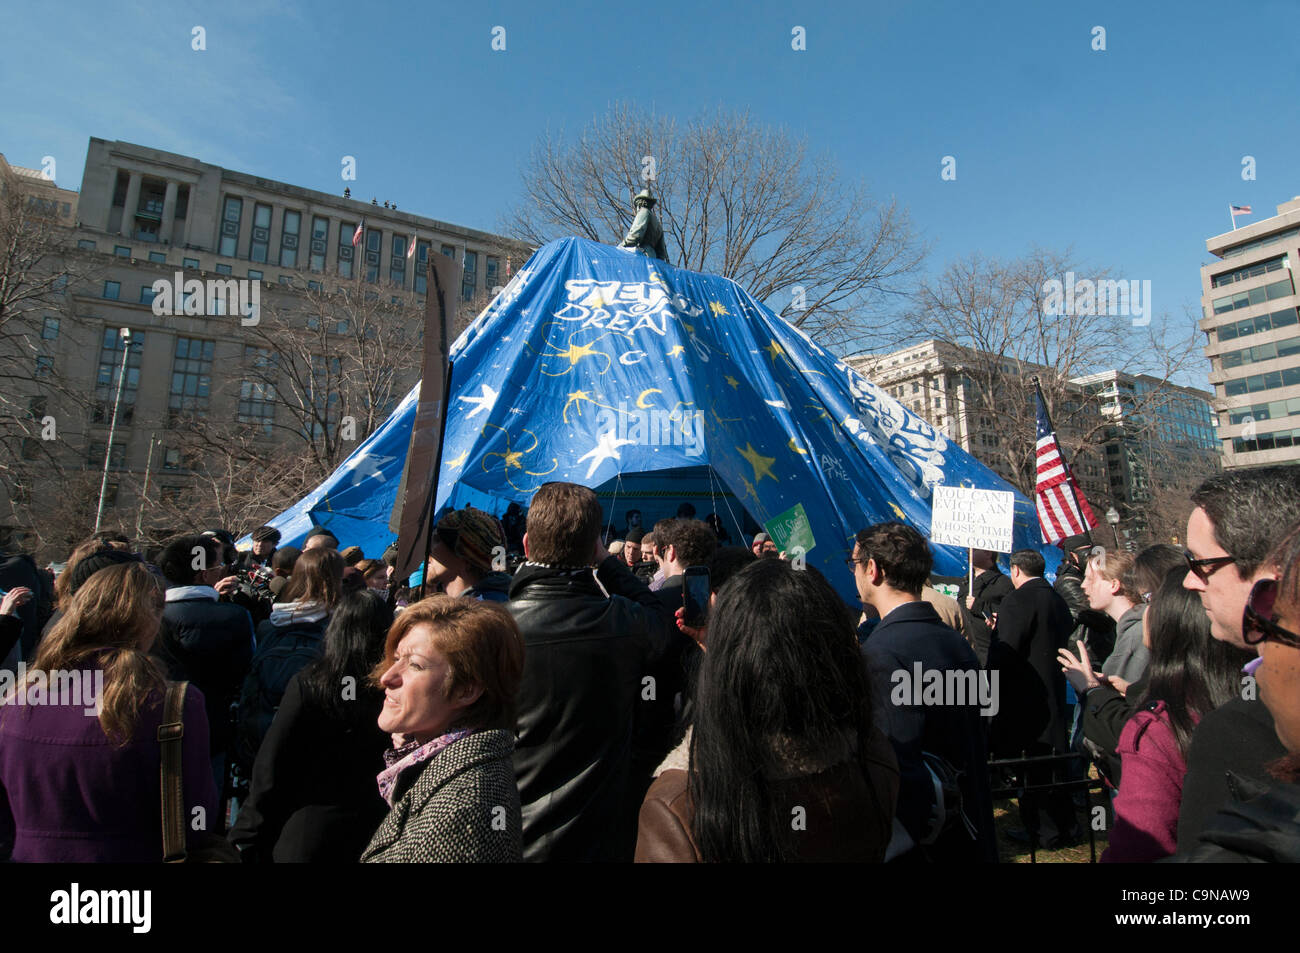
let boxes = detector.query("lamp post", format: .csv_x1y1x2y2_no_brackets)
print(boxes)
94,327,131,534
1105,506,1121,550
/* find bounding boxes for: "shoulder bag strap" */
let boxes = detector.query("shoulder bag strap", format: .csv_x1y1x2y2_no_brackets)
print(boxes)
159,680,189,862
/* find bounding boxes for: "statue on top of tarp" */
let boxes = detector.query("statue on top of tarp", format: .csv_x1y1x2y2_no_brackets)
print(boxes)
619,188,668,261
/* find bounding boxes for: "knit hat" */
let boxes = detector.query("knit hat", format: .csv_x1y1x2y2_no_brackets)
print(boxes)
435,507,505,576
67,547,141,595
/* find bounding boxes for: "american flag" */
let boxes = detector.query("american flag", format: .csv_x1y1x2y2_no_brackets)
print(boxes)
407,235,418,260
1034,387,1098,544
352,220,365,246
1231,205,1253,215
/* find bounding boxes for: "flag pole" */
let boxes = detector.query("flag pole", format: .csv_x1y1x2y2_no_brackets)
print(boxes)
1229,205,1236,231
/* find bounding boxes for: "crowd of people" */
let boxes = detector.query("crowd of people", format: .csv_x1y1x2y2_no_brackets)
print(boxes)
1,465,1299,863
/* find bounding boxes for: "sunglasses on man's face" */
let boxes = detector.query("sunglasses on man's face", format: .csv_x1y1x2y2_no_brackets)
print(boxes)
1243,578,1300,649
1183,549,1236,582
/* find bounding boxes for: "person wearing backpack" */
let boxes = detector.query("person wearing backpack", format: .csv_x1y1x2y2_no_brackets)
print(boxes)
236,548,343,772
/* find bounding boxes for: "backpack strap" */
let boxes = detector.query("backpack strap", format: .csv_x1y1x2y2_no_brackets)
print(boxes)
159,680,189,862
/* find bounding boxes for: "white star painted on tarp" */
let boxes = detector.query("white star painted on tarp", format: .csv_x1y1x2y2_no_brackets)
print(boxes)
765,399,787,409
346,452,395,486
459,383,498,419
576,430,635,479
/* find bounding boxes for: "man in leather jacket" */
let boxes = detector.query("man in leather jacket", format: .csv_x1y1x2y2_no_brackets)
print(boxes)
507,482,674,862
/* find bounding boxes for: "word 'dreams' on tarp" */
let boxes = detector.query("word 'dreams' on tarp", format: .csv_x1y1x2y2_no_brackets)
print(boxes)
929,486,1015,553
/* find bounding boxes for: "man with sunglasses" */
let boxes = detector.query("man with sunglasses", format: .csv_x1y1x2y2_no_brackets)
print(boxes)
1175,466,1300,846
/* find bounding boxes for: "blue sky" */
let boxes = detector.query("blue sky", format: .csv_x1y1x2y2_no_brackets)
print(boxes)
5,0,1298,389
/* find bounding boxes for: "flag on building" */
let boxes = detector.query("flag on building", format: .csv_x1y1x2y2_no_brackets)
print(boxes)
352,220,365,246
407,235,418,260
1033,386,1098,544
1231,205,1253,216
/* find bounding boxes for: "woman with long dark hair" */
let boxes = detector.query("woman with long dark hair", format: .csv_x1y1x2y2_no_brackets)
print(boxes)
0,563,215,862
635,558,898,862
230,589,393,861
1101,568,1253,862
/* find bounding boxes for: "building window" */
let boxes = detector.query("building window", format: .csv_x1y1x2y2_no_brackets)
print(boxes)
95,328,143,422
238,380,277,435
338,222,356,279
461,250,477,301
139,285,157,305
441,244,455,258
389,234,407,288
215,262,232,276
219,196,243,257
87,443,127,472
248,269,263,281
35,356,53,378
114,245,131,258
183,257,200,270
413,241,430,294
41,316,59,340
1211,255,1287,289
169,337,215,419
280,209,301,268
309,216,329,273
307,279,322,291
364,229,382,282
1212,277,1294,315
78,239,96,251
250,203,272,263
162,447,183,471
148,251,166,264
160,485,185,504
103,280,120,300
1219,335,1300,371
486,256,499,291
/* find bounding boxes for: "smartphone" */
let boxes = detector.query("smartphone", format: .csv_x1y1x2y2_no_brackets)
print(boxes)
683,566,710,628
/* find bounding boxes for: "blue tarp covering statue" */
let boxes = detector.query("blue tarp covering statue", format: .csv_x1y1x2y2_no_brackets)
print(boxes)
256,236,1054,603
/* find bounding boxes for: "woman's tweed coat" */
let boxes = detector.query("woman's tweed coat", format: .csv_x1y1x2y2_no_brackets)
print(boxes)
362,729,522,863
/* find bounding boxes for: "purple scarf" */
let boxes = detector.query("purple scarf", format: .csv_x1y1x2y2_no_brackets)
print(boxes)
376,729,474,807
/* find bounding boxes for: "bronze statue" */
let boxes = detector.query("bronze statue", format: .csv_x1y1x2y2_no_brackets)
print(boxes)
619,189,668,261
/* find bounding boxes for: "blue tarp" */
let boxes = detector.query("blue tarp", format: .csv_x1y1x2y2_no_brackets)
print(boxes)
255,237,1055,602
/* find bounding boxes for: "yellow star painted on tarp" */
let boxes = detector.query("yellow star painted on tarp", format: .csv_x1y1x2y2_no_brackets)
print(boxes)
788,438,809,455
742,477,759,502
502,450,524,470
446,449,469,469
666,344,686,358
888,501,906,520
725,375,740,389
559,342,601,365
709,301,730,317
738,442,779,484
764,338,786,362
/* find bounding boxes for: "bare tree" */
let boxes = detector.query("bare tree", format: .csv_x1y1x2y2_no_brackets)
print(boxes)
509,103,925,353
907,249,1207,513
0,163,103,512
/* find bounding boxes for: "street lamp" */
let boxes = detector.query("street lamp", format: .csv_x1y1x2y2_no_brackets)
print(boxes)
1105,506,1121,549
94,327,131,534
